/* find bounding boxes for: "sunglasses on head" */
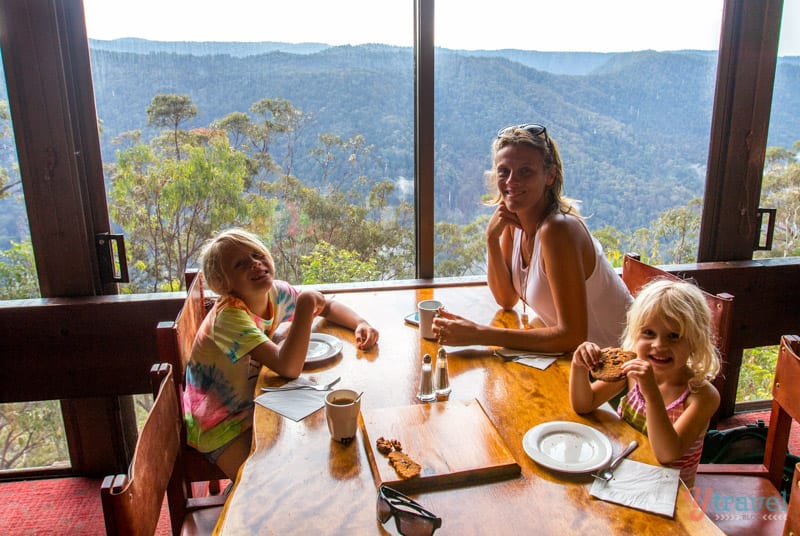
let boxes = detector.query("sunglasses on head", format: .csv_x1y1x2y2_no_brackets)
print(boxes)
377,485,442,536
497,123,550,146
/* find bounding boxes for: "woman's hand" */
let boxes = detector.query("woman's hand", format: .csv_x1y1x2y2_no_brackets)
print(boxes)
432,309,482,346
486,203,521,241
354,322,379,350
571,341,602,371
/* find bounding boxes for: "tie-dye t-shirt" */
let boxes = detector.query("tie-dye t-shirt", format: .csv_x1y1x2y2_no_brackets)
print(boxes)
183,280,299,453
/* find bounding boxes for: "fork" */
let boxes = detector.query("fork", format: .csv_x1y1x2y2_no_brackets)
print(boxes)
591,440,638,481
261,377,341,392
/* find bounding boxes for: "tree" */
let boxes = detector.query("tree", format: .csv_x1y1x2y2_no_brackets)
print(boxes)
146,94,198,161
0,101,21,198
109,135,268,291
758,142,800,258
0,240,39,299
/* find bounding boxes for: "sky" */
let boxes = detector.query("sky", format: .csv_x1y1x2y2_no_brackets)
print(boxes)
82,0,800,56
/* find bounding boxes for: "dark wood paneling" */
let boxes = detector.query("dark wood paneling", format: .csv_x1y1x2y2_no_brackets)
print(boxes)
0,294,183,403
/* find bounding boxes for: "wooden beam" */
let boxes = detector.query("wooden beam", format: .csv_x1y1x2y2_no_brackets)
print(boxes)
699,0,783,261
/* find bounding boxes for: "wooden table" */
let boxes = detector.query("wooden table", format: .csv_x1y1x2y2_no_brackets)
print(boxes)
213,285,721,535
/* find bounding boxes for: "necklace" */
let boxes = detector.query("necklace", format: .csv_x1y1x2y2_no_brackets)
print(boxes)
519,232,534,328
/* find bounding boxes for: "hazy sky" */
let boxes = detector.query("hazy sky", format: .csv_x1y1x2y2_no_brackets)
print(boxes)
83,0,800,55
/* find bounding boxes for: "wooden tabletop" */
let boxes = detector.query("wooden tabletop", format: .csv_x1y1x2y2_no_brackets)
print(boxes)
213,285,721,535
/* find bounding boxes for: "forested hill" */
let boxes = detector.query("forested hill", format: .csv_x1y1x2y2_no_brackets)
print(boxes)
3,41,799,240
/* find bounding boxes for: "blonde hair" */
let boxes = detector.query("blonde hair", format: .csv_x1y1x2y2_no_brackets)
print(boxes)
485,125,579,218
199,228,273,295
622,278,720,389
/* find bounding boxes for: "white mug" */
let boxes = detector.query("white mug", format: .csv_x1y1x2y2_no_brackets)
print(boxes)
325,389,361,443
418,299,443,340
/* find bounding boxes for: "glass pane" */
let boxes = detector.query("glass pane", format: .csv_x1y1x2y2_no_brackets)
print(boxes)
760,0,800,261
434,0,725,276
82,0,414,291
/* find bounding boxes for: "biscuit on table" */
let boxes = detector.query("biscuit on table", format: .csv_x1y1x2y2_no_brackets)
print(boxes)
388,450,421,479
590,347,637,382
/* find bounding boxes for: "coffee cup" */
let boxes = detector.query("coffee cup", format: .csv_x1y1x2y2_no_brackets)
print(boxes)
418,299,443,340
325,389,362,443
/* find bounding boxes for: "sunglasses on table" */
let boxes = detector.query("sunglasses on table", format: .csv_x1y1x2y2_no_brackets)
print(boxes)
377,485,442,536
497,123,551,146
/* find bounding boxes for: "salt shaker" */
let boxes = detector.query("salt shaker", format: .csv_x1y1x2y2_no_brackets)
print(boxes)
435,347,451,399
416,353,436,402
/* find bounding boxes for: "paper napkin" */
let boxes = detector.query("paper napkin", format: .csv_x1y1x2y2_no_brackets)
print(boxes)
513,356,558,370
493,348,566,359
589,459,680,518
254,378,328,422
441,344,491,355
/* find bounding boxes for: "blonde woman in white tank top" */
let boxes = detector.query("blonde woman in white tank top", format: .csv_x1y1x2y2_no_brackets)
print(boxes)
433,124,632,353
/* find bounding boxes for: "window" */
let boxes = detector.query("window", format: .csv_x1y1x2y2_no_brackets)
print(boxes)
434,0,725,275
82,0,415,291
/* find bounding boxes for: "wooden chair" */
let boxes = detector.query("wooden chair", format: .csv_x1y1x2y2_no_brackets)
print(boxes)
786,462,800,535
693,334,800,535
156,270,228,498
101,363,223,536
621,253,735,415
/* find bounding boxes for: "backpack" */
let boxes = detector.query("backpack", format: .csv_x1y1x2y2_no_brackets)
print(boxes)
701,419,800,497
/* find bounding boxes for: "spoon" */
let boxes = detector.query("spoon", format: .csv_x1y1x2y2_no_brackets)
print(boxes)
593,440,639,481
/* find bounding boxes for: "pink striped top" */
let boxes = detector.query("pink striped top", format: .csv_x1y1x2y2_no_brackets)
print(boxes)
618,383,705,487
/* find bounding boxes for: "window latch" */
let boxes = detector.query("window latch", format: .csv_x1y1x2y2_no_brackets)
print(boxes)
95,233,129,283
753,208,776,251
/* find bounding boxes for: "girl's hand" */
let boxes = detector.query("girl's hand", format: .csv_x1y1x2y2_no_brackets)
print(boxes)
621,358,658,397
432,309,481,346
571,341,602,371
354,322,379,350
297,290,327,317
486,203,522,241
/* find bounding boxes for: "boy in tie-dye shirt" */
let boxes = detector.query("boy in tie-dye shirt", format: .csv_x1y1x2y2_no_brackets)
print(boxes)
183,228,379,480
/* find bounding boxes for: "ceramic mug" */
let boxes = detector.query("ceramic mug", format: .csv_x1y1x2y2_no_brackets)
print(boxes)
325,389,361,443
418,299,443,340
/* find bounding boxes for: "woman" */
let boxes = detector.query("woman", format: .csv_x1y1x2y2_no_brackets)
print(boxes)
433,123,631,353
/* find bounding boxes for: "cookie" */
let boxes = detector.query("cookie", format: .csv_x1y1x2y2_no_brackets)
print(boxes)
590,347,636,382
376,437,403,455
388,451,421,479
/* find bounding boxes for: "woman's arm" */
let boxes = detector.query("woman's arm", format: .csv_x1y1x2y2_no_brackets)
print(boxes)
486,206,520,310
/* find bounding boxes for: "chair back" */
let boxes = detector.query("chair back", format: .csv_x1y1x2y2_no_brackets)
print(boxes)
763,334,800,491
787,462,800,535
156,271,227,492
621,254,734,386
101,364,182,536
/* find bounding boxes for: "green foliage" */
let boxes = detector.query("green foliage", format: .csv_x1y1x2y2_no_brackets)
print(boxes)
736,346,779,402
109,127,268,291
0,240,39,299
757,143,800,259
0,400,69,470
300,241,379,284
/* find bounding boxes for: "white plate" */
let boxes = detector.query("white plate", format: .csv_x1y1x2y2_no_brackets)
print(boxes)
305,333,343,364
522,421,613,473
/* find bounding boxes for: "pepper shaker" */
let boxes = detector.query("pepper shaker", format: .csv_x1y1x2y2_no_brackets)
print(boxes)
416,354,436,402
435,347,451,399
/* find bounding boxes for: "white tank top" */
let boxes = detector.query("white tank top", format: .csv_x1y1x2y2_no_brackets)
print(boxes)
511,215,632,348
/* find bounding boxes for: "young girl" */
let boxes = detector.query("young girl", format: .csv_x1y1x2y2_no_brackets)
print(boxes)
569,278,720,486
183,228,379,479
